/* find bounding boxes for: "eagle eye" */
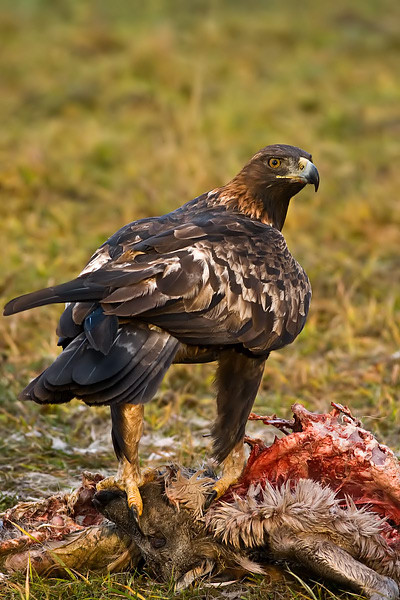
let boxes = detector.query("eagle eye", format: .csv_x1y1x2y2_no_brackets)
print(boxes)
268,158,281,168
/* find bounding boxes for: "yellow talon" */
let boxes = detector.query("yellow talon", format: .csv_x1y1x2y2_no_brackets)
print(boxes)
96,476,120,492
210,478,231,500
96,475,143,516
126,483,143,516
208,440,246,504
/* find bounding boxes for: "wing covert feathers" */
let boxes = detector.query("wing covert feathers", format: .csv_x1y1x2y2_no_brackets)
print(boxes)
3,278,106,316
4,206,310,357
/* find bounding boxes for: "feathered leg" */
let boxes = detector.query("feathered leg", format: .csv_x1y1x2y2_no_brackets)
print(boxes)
207,350,266,505
97,404,155,519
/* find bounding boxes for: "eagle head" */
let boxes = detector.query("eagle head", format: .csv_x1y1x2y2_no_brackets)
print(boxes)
223,144,320,230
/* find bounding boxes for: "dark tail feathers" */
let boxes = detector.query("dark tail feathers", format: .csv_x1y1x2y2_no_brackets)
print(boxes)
20,322,180,407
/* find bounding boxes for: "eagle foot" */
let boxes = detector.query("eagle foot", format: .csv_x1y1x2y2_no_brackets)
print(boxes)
96,475,143,518
204,476,235,510
205,440,246,509
96,466,159,519
204,489,218,510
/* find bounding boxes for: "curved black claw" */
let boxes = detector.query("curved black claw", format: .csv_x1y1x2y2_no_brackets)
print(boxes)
130,504,143,535
93,489,143,536
204,489,218,511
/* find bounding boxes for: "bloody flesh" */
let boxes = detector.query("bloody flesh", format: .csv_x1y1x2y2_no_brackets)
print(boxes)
225,403,400,546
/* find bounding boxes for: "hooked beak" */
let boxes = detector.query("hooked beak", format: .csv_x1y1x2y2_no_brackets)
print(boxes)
300,157,320,192
276,157,320,192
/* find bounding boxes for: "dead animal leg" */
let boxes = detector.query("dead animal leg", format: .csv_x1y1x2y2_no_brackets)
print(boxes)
97,404,155,520
4,525,137,577
270,530,399,600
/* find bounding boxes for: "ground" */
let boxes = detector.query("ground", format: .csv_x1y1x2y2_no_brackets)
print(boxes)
0,0,399,598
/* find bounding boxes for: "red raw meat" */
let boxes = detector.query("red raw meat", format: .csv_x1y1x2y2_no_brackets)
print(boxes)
224,403,400,545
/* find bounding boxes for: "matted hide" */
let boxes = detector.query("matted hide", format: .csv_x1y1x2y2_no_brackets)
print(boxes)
1,404,400,600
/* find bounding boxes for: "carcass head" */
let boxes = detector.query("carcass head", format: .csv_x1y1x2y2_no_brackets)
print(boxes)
94,480,232,588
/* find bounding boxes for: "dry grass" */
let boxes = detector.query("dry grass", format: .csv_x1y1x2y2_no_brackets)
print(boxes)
0,0,399,598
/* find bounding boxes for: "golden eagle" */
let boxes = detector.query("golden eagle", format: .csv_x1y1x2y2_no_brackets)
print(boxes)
4,144,319,520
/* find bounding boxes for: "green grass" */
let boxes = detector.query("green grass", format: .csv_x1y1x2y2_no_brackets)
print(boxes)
0,0,399,598
0,569,364,600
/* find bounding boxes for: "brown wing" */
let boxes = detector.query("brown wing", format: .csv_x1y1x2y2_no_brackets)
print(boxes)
78,212,310,356
4,208,310,357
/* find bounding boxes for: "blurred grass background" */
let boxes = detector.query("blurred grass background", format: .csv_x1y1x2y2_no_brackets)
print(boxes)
0,0,399,598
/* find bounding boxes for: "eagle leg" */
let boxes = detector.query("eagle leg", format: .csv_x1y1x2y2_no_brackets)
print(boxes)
206,349,267,508
97,404,156,521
